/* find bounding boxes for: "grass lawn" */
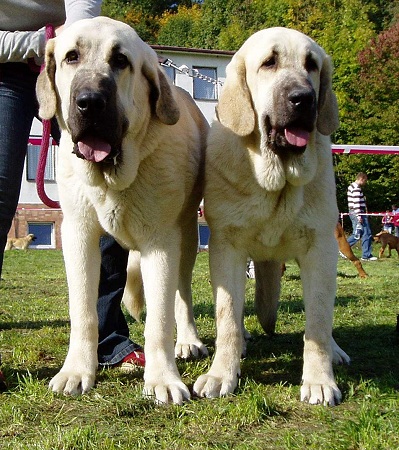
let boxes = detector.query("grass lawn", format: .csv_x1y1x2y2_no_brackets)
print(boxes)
0,246,398,449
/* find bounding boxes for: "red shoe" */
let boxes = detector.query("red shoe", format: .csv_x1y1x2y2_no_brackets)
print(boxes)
117,350,145,373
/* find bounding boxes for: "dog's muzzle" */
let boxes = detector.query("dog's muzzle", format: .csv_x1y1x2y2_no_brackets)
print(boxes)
68,72,127,164
266,84,317,157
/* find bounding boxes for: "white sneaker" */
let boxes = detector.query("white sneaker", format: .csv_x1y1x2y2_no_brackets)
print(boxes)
361,256,377,261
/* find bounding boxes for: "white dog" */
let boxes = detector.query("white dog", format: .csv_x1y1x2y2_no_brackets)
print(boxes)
36,17,209,405
194,28,350,406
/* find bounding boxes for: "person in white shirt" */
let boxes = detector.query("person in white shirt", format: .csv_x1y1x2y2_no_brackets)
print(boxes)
346,172,377,261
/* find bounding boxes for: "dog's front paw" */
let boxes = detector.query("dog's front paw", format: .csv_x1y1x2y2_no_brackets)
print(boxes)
49,370,95,395
143,379,191,405
300,381,342,406
193,372,238,398
175,340,209,359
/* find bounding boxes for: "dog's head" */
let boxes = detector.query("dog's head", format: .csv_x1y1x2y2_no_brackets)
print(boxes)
27,234,36,242
36,17,180,189
216,27,339,191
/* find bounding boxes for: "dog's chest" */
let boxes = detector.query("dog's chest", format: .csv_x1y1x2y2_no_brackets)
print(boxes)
211,184,312,256
90,189,153,247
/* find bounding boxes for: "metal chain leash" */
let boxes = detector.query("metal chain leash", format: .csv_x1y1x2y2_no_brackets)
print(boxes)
158,56,224,86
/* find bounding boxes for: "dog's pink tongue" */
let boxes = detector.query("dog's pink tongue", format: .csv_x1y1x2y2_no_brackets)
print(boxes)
284,127,310,147
77,137,111,162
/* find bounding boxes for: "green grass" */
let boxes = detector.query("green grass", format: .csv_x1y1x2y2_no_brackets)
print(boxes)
0,247,398,449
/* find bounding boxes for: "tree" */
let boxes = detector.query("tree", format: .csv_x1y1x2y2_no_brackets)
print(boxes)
334,19,399,216
157,5,202,47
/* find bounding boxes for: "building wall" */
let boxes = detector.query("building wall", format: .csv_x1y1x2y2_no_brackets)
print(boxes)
10,205,63,249
10,47,233,249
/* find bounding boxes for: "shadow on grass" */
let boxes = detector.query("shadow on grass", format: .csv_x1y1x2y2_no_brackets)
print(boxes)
336,271,360,279
241,323,399,392
0,319,69,330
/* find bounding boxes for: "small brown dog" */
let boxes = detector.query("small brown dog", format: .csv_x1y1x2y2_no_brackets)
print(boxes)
374,231,399,258
335,222,368,278
5,234,36,250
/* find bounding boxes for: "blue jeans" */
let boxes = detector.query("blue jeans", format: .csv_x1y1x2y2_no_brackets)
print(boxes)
0,63,138,365
0,63,39,276
347,212,373,259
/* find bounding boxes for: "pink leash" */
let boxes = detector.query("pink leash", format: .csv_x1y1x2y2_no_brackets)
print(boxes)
37,24,60,209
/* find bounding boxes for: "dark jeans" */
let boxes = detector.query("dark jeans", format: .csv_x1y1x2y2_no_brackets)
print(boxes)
0,63,39,276
0,63,139,364
98,235,142,365
347,211,373,259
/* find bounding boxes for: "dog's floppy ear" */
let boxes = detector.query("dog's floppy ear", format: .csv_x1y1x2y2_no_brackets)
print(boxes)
317,55,339,135
216,54,255,136
143,61,180,125
36,39,58,120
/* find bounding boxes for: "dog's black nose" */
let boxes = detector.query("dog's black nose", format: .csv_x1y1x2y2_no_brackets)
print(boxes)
76,91,107,115
288,88,315,111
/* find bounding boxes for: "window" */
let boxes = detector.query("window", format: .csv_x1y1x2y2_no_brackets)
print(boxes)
27,141,56,181
193,67,217,100
163,65,176,84
28,222,55,249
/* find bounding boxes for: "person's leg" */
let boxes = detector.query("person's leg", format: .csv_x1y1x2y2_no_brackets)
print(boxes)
346,212,361,247
0,63,38,278
360,217,374,259
97,235,144,367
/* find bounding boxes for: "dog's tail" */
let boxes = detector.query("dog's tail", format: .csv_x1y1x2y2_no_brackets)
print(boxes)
121,250,145,322
4,240,12,251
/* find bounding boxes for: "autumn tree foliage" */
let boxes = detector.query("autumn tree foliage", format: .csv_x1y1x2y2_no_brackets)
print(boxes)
356,21,399,145
333,19,399,215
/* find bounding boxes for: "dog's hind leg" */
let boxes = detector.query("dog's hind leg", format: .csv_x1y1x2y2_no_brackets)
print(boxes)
122,250,144,322
335,222,368,277
254,260,281,335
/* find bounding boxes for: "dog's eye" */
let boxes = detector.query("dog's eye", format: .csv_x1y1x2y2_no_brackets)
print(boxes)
111,53,129,70
65,50,79,64
262,55,277,69
305,55,318,72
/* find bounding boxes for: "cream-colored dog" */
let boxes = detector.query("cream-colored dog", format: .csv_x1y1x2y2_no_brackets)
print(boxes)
36,17,209,404
5,233,36,250
194,28,350,406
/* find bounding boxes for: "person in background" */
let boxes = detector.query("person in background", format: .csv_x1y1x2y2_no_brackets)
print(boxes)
0,0,144,390
346,172,377,261
382,210,394,233
392,205,399,237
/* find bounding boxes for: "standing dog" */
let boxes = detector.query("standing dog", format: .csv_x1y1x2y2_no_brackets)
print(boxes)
374,231,399,258
36,17,209,405
194,28,350,406
5,234,36,250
